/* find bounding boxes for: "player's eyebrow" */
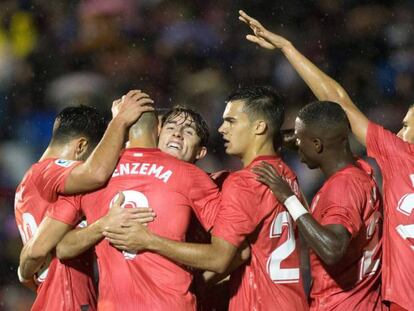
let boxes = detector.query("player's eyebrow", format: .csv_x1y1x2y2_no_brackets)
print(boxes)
223,117,236,122
166,119,197,130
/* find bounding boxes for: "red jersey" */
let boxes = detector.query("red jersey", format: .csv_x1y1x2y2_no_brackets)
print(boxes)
367,122,414,310
212,155,308,311
14,158,97,311
48,148,221,311
308,160,383,310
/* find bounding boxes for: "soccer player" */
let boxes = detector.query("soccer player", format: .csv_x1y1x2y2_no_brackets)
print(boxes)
253,102,383,310
239,11,414,310
104,86,309,311
47,109,222,310
16,90,154,310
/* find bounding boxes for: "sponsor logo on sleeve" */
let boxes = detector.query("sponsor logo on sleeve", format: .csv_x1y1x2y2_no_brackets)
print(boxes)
55,159,76,168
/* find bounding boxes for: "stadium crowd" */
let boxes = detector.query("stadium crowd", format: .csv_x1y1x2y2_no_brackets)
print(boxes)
1,0,414,310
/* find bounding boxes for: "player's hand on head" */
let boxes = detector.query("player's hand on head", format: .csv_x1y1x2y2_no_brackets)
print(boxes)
252,161,294,202
239,10,290,51
112,89,155,125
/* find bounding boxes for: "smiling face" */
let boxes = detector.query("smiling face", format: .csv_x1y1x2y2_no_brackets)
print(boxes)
397,106,414,143
158,112,207,163
218,100,255,158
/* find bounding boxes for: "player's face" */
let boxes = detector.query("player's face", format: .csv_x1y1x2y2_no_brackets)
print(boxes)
397,107,414,143
158,113,206,163
294,117,319,169
218,100,254,157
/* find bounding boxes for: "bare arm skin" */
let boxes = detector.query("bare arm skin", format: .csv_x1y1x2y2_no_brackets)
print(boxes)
104,220,238,274
63,90,155,194
56,193,155,260
19,217,72,280
253,162,351,265
239,10,369,146
202,242,250,286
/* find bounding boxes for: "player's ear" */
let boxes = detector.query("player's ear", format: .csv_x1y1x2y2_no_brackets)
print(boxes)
75,137,89,160
254,120,267,135
313,138,323,153
195,146,208,161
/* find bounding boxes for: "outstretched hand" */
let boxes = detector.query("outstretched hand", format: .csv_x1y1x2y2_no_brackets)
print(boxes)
239,10,291,51
252,161,294,203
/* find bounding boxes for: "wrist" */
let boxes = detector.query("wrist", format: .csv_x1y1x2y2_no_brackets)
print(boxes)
145,232,159,252
283,195,309,221
94,217,107,236
281,41,294,54
110,117,128,130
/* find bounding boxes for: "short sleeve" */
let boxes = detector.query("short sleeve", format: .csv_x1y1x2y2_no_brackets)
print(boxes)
46,195,83,226
212,174,263,247
36,159,81,202
318,178,364,238
366,122,414,169
185,165,222,231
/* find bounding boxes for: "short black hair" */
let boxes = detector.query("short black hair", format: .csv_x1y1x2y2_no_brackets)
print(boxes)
227,85,284,135
161,106,209,147
51,105,107,146
297,101,350,133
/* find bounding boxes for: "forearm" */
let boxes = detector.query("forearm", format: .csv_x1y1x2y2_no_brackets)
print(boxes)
282,43,349,103
64,118,127,194
19,243,46,280
203,243,249,286
296,214,347,265
56,221,104,260
147,235,236,273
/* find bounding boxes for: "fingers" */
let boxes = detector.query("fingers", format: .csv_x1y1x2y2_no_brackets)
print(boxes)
112,98,121,106
246,34,261,43
136,97,155,107
252,166,275,183
260,161,279,175
239,10,262,29
111,192,125,208
130,211,156,219
103,227,125,236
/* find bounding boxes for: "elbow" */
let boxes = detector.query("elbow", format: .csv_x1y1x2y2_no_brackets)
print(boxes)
91,169,110,187
55,244,70,260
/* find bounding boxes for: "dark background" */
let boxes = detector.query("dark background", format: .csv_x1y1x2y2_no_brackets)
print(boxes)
0,0,413,309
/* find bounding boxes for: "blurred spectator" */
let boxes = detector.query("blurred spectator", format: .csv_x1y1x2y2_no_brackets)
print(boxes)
1,1,413,309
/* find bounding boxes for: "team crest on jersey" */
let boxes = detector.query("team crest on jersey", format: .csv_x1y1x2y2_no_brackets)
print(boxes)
55,159,76,168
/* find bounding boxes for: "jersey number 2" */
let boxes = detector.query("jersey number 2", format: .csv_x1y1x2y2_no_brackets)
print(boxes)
267,211,300,283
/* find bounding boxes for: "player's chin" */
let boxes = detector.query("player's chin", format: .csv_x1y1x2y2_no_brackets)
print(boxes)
165,148,182,159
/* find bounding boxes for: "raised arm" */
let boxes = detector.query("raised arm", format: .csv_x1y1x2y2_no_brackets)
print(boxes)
63,90,155,194
253,162,351,265
239,10,369,146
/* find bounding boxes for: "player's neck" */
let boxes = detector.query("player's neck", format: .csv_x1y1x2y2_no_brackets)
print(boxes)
39,144,74,162
241,140,276,167
128,137,158,149
320,152,355,178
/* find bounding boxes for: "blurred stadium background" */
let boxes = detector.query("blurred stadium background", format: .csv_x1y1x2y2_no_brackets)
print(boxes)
0,0,413,309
